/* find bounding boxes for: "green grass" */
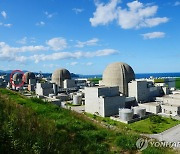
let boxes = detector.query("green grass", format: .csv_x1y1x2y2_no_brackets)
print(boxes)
129,115,180,134
0,88,177,153
85,113,180,134
88,78,102,84
175,78,180,89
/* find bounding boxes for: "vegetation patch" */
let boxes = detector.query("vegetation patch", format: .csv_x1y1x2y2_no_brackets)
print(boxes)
129,115,180,134
0,88,177,153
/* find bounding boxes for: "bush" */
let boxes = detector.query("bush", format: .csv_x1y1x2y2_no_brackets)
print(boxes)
115,133,139,150
149,115,168,124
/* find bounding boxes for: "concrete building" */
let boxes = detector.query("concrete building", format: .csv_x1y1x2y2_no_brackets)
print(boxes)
85,86,125,117
13,73,23,83
128,80,150,103
63,79,76,88
128,80,163,103
155,94,180,116
24,72,36,84
161,104,180,116
101,62,135,96
52,68,71,88
139,102,161,114
36,83,54,96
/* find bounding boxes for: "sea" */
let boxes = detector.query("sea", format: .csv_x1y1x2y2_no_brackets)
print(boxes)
78,72,180,79
1,72,180,80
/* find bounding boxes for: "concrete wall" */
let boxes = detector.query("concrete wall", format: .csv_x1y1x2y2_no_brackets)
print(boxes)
128,81,149,103
161,105,180,116
85,87,99,115
85,86,125,117
36,83,54,96
98,86,119,97
139,103,161,114
103,96,125,116
63,79,76,88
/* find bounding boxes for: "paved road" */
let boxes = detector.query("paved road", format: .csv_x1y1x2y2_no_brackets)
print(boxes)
145,124,180,149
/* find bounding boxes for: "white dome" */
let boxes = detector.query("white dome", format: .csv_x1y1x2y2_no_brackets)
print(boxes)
102,62,135,96
52,68,71,87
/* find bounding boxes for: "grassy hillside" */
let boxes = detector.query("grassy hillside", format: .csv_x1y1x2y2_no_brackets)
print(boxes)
0,88,176,153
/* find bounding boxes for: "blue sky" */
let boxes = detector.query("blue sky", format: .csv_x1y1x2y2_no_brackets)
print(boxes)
0,0,180,75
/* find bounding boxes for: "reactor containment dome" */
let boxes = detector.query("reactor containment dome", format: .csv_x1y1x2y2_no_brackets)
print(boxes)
102,62,135,96
52,68,71,87
24,72,36,84
13,73,23,82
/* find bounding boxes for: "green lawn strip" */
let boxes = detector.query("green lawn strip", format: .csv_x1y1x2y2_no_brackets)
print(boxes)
128,115,180,134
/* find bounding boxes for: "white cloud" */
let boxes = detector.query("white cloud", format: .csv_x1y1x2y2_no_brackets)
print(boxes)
44,11,55,18
0,42,48,63
46,37,67,51
30,48,118,63
86,62,93,66
90,0,169,29
90,0,119,26
36,21,45,26
72,8,84,14
3,23,12,27
70,62,78,66
75,38,99,48
0,38,118,64
43,64,60,68
0,22,12,27
174,1,180,6
0,42,48,54
1,11,7,19
141,32,165,39
16,37,27,44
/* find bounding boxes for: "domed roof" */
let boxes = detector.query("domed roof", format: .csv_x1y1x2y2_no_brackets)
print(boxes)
24,72,35,83
102,62,135,96
52,68,71,87
13,73,23,81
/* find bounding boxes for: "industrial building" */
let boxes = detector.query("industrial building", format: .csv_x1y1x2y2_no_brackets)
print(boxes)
52,68,76,88
128,80,164,103
85,86,125,117
100,62,135,96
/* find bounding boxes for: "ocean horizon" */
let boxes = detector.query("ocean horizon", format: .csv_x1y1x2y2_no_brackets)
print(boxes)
1,72,180,80
78,72,180,79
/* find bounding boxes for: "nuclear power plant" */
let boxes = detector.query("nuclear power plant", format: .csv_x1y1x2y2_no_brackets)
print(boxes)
3,61,180,124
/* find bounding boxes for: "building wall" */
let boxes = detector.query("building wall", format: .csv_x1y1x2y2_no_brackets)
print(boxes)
103,96,125,116
139,103,161,114
85,87,99,115
128,81,149,103
161,105,180,116
98,86,119,97
63,79,76,88
85,86,125,117
36,83,53,96
162,97,180,106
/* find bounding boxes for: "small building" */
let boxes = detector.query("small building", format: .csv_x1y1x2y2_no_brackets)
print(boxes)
128,80,150,103
128,80,163,103
138,102,161,114
35,83,54,96
161,104,180,116
85,86,125,117
63,79,76,88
